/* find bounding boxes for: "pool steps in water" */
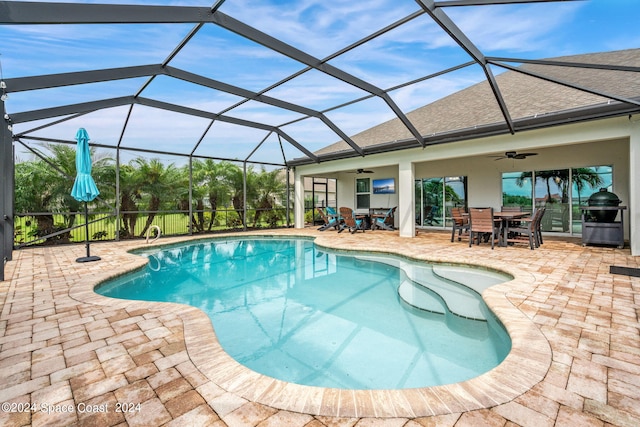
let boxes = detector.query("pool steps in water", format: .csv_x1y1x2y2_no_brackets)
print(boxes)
356,256,507,320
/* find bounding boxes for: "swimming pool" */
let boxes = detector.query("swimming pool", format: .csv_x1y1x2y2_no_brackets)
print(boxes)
96,237,512,390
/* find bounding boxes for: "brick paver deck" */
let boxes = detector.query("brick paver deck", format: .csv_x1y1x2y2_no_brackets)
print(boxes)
1,228,638,427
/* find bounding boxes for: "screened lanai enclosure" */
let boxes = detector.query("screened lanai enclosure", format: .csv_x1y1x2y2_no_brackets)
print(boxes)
2,0,640,280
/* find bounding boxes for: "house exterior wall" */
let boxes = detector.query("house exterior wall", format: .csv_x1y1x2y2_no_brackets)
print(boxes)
294,115,638,255
630,117,640,256
334,166,400,212
414,138,630,211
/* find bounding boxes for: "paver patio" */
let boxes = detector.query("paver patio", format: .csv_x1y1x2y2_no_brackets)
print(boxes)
1,228,639,427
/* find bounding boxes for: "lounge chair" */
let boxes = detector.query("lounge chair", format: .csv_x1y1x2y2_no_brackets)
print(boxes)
317,207,340,231
450,206,469,242
371,207,396,231
338,207,365,233
469,207,501,249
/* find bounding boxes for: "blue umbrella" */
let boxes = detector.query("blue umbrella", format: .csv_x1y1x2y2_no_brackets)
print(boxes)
71,128,101,262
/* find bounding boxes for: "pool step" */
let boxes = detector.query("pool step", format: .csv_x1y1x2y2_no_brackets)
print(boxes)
431,265,508,294
357,256,507,320
397,280,447,315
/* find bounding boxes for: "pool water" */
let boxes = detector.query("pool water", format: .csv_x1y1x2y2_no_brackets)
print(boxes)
96,238,512,389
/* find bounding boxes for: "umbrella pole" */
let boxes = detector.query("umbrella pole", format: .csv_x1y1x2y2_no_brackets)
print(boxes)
76,202,101,263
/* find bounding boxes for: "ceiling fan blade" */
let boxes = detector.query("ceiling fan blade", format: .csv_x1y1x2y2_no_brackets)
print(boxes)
514,153,538,159
491,151,538,160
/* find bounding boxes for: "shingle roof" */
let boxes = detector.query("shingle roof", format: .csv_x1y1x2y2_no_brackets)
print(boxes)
313,49,640,158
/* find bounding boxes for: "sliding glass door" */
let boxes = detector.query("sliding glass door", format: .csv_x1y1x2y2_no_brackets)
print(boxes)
502,166,612,234
415,176,467,227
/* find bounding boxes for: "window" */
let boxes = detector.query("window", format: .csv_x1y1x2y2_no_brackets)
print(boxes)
415,176,467,227
502,172,533,212
501,165,612,234
356,178,370,210
535,169,570,232
571,166,613,233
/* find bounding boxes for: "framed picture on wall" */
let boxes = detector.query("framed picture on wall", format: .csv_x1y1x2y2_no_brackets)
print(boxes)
373,178,395,194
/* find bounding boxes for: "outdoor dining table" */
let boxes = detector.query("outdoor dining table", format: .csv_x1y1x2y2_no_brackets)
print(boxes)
493,211,531,247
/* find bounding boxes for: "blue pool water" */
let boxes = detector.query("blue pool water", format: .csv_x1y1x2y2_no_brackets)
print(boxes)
96,238,512,389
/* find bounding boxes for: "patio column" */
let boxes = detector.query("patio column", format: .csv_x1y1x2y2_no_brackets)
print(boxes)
398,160,415,237
1,100,13,281
629,116,640,256
293,168,305,229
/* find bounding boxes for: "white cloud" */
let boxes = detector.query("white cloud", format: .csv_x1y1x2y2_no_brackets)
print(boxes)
4,0,633,163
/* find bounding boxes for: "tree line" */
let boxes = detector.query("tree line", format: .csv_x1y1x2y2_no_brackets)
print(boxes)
15,144,288,243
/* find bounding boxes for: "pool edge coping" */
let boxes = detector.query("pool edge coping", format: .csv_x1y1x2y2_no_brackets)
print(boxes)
69,232,552,418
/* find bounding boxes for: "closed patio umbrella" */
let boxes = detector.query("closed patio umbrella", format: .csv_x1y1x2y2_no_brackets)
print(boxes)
71,128,101,262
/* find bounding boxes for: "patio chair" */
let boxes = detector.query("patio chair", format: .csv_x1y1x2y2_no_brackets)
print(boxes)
535,207,546,246
371,206,396,231
450,206,469,242
317,207,340,231
338,207,365,234
506,208,544,250
469,207,501,249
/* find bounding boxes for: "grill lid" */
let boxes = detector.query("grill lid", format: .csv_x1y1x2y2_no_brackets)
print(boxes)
588,188,621,206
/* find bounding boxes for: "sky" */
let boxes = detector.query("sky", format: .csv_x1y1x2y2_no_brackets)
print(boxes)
1,0,639,166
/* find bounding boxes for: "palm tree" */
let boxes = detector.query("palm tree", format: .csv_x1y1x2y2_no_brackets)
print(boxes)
176,163,204,232
192,159,234,231
134,158,184,237
14,158,58,240
15,143,113,243
571,167,604,206
225,163,257,228
118,163,142,238
252,168,286,227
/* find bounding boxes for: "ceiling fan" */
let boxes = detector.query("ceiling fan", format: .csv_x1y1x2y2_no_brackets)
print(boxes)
491,151,538,160
347,168,374,174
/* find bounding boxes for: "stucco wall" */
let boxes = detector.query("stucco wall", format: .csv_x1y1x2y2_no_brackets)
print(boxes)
414,138,630,214
336,165,400,220
295,116,636,252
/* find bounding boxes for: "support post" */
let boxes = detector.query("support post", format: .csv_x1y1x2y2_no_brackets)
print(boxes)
293,168,305,229
242,161,247,231
188,156,193,235
398,160,415,238
629,115,640,256
115,147,121,241
1,99,14,281
285,166,291,227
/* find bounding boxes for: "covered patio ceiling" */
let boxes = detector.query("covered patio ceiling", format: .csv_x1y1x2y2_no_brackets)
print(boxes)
1,0,639,168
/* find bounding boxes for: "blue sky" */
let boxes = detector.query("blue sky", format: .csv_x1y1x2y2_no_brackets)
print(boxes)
1,0,639,165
